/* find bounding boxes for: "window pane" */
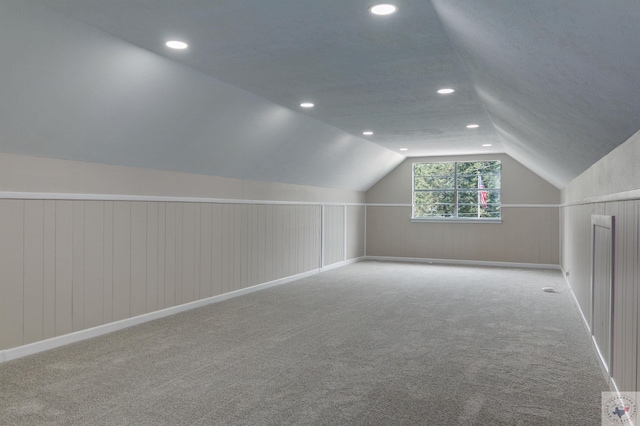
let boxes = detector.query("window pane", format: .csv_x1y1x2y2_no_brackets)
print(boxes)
414,204,455,217
486,190,501,205
415,190,455,205
458,204,501,218
412,161,501,220
481,173,501,189
458,191,501,206
414,176,455,190
458,190,482,205
481,205,501,218
456,161,501,189
457,204,479,218
456,173,477,189
457,161,501,175
414,162,454,177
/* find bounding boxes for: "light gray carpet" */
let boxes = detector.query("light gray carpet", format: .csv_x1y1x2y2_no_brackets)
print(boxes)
0,261,608,425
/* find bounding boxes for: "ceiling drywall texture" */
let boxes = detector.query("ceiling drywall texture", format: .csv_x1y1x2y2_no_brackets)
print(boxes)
2,1,403,192
9,1,640,190
432,0,640,187
29,0,501,157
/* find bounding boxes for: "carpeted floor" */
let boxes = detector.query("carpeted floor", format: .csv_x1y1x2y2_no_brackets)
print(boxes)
0,261,608,425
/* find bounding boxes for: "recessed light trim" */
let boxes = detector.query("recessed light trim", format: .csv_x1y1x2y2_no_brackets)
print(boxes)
482,144,492,147
166,40,188,50
437,88,455,94
300,102,315,108
399,148,408,151
370,4,398,15
466,124,480,129
363,131,374,136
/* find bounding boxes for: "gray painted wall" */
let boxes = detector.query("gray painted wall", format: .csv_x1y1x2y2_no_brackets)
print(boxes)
365,154,560,264
561,129,640,392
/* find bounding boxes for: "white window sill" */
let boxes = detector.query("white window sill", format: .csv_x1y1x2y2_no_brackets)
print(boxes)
411,218,502,224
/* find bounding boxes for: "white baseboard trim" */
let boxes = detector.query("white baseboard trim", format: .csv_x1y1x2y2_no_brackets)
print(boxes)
321,256,364,272
561,267,619,393
0,268,328,364
365,256,561,270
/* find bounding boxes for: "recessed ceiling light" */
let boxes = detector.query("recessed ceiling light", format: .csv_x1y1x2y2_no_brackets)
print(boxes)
399,148,408,151
369,4,398,15
437,88,455,94
300,102,314,108
466,124,480,129
166,40,188,50
363,131,374,136
482,144,492,147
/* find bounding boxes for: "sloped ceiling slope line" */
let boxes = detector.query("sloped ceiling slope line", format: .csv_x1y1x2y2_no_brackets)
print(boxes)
432,0,640,188
2,2,403,192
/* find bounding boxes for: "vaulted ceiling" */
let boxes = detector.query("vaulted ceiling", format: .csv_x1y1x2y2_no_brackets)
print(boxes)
4,1,640,190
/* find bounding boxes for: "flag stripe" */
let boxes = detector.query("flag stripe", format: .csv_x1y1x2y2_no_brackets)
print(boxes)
478,174,488,207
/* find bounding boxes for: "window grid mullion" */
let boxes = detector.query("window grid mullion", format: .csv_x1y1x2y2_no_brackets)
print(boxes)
454,163,459,218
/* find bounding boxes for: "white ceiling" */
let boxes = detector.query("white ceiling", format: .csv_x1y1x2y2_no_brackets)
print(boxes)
6,0,640,190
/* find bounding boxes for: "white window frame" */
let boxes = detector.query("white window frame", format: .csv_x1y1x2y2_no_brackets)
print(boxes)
411,160,502,223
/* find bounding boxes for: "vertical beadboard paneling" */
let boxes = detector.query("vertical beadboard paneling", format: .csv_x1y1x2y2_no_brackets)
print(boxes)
636,200,640,391
174,203,184,305
200,204,213,299
0,200,24,349
54,201,73,337
564,204,594,328
313,206,322,269
326,205,335,264
221,204,231,294
295,206,304,274
194,205,201,300
265,205,274,282
290,204,298,275
42,200,56,340
238,204,248,289
257,205,267,285
304,206,312,270
181,203,196,304
564,200,640,391
164,202,176,308
112,201,131,321
302,206,310,270
1,198,329,354
130,202,147,317
289,205,296,273
251,204,260,287
323,205,345,266
83,201,104,329
610,201,638,391
625,200,638,392
592,216,614,373
146,202,159,313
23,201,44,345
280,204,290,278
157,203,166,309
232,204,244,290
211,203,222,296
72,201,85,332
346,205,365,260
275,204,284,279
303,206,310,270
103,201,114,324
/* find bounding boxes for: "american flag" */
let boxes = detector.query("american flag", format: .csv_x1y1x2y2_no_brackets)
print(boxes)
478,174,488,207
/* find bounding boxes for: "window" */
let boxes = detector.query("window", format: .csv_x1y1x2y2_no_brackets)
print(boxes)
412,160,501,221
